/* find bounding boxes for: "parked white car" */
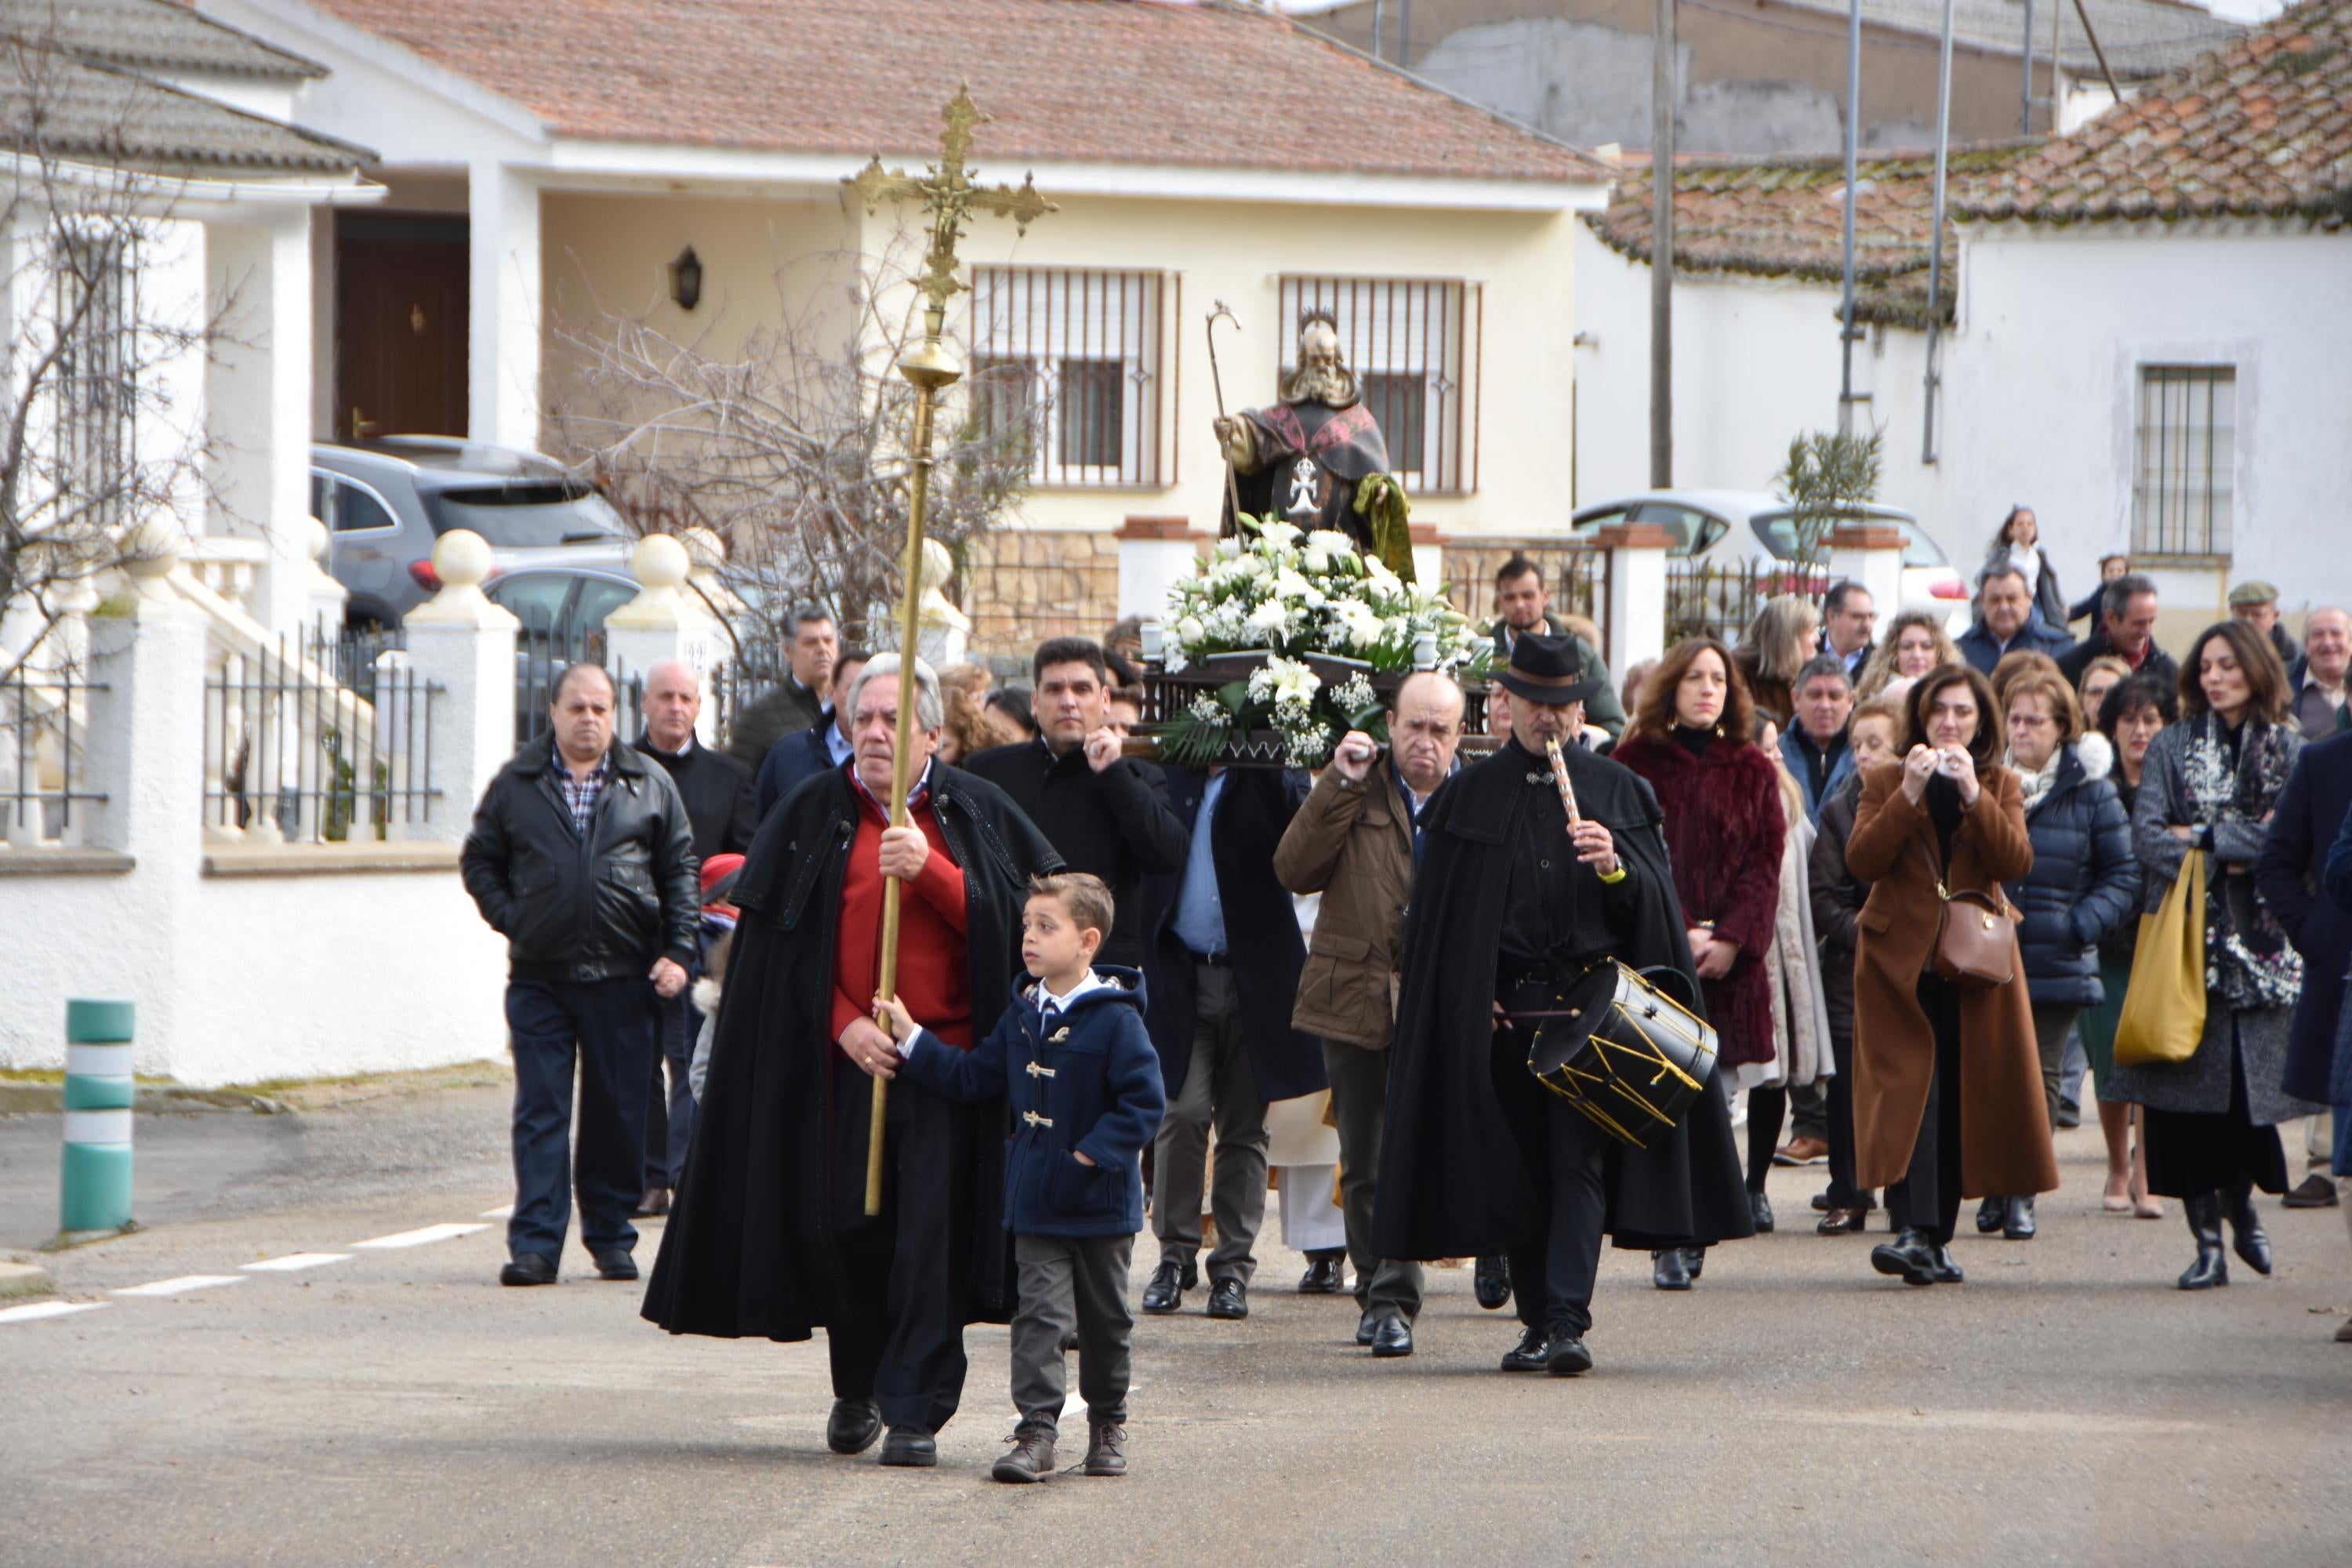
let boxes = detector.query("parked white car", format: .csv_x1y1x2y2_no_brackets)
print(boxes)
1567,490,1971,624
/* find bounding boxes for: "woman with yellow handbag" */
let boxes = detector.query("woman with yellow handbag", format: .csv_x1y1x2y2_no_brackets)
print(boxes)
2108,622,2322,1290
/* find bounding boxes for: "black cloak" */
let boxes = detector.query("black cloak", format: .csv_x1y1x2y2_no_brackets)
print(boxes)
641,761,1062,1340
1224,397,1389,556
1372,741,1755,1259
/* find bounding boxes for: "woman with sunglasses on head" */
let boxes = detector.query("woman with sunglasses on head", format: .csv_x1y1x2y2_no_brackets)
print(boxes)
2107,622,2321,1289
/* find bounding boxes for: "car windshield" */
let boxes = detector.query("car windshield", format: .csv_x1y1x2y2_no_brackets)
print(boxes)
1749,512,1947,568
421,484,626,546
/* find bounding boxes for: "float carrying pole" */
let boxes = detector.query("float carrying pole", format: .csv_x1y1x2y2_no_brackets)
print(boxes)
60,999,136,1236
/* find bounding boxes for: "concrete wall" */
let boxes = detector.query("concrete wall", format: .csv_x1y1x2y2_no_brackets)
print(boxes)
1312,0,2063,154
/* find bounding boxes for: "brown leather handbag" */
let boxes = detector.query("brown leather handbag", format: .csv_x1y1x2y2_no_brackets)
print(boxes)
1933,883,2016,989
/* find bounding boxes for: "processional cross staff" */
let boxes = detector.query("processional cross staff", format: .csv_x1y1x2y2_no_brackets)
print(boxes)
844,88,1054,1215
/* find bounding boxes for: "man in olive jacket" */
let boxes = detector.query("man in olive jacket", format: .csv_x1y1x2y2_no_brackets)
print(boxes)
1272,672,1465,1358
460,664,700,1288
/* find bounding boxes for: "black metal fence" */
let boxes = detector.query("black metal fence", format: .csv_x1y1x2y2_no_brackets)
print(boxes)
1,659,107,846
511,612,775,757
202,627,442,843
1664,556,1831,645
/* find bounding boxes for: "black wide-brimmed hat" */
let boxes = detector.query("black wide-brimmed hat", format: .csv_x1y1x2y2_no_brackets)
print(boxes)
1497,631,1605,707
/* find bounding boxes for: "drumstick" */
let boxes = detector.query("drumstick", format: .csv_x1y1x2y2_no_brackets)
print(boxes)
1544,735,1581,825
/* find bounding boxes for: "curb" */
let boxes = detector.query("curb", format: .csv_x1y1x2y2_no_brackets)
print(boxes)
0,1084,290,1117
0,1258,56,1300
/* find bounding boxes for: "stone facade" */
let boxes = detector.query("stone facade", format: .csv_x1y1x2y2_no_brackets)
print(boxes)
962,528,1127,660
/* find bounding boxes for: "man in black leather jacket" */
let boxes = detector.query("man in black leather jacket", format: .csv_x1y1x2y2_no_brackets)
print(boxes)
461,663,700,1288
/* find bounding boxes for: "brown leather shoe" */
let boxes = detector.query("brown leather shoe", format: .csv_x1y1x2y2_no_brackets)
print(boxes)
2282,1173,2339,1209
1084,1421,1127,1476
633,1186,671,1218
1817,1207,1869,1235
991,1426,1056,1483
1773,1135,1830,1167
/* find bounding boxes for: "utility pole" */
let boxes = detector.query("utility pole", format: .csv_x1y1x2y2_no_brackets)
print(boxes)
1922,0,1956,464
1837,0,1861,436
2021,0,2035,135
1650,0,1675,487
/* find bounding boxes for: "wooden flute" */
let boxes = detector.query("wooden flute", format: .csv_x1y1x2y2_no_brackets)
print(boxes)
1543,735,1581,825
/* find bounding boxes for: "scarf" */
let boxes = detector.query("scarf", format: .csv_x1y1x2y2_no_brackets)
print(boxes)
2180,713,2302,1010
2008,747,2063,815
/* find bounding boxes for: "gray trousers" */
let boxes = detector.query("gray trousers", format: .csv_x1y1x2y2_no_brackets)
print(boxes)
1152,963,1269,1283
1323,1037,1422,1322
2032,1002,2082,1129
1011,1231,1134,1434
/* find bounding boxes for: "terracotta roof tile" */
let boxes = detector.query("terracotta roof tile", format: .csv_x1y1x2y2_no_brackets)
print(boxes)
1956,0,2352,225
299,0,1606,184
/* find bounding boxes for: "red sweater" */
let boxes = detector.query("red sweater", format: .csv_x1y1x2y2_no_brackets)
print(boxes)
830,782,972,1048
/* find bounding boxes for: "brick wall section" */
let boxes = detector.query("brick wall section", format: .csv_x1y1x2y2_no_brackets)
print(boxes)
963,529,1127,659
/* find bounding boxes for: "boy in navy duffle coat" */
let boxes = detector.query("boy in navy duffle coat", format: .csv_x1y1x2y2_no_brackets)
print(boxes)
877,871,1165,1484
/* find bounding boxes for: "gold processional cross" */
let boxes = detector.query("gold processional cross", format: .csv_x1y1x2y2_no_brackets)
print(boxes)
844,88,1053,1214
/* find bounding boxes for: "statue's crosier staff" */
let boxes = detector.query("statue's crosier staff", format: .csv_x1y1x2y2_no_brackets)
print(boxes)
1205,301,1243,531
845,89,1053,1215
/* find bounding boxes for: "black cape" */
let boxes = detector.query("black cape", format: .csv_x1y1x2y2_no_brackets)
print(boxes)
1225,397,1388,557
641,761,1062,1340
1372,741,1755,1258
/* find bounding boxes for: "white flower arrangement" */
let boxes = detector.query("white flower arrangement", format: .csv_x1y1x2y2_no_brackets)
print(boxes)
1154,514,1490,767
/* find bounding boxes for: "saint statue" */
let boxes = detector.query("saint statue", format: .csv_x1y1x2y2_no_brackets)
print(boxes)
1214,311,1414,579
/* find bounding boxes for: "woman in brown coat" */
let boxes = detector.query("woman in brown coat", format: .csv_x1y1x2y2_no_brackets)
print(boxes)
1847,664,2057,1285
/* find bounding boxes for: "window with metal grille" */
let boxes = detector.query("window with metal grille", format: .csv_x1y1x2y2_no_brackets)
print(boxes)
1279,276,1475,493
54,232,134,532
969,267,1165,486
2132,365,2234,558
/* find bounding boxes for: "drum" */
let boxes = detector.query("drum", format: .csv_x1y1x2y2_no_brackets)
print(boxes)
1526,961,1719,1149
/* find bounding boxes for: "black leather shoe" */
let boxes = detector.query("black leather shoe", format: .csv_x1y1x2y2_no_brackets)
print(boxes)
1870,1227,1939,1286
591,1248,638,1281
2223,1180,2273,1275
1652,1249,1692,1290
1500,1324,1549,1372
2002,1196,2037,1241
1811,1189,1831,1212
499,1252,557,1287
1356,1308,1377,1347
2179,1191,2228,1290
879,1427,937,1467
1545,1334,1593,1377
1750,1192,1775,1233
1206,1277,1248,1319
1297,1256,1345,1294
1181,1256,1199,1290
1682,1246,1705,1282
1473,1254,1512,1309
1370,1315,1414,1358
1817,1207,1869,1235
1928,1244,1964,1284
1141,1260,1186,1315
631,1185,670,1218
1975,1196,2007,1234
826,1399,882,1455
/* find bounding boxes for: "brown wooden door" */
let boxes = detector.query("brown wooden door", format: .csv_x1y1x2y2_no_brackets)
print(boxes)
335,214,469,441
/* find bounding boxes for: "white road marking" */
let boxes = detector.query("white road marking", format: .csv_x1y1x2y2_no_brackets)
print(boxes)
112,1275,248,1298
239,1253,351,1272
0,1300,110,1325
349,1223,489,1250
479,1204,514,1219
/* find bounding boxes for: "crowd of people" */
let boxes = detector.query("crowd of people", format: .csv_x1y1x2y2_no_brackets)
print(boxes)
449,523,2352,1484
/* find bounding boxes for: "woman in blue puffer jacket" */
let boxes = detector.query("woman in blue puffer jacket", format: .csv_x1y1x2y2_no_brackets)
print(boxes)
1978,669,2140,1240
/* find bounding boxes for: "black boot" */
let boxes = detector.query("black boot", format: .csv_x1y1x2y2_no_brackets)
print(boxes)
1473,1254,1512,1310
1651,1248,1692,1290
1682,1246,1705,1282
2223,1178,2273,1276
1975,1196,2007,1233
2178,1191,2228,1290
2002,1195,2037,1240
1870,1226,1939,1286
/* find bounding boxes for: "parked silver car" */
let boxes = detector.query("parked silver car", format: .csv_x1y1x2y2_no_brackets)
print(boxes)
312,437,628,626
1568,489,1971,623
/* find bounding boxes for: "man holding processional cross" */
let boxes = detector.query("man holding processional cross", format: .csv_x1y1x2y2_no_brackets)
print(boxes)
641,92,1062,1469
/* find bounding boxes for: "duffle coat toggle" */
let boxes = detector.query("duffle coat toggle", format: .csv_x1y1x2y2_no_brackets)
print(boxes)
1022,1109,1054,1128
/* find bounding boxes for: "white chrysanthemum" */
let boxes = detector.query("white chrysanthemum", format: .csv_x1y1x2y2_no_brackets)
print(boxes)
1257,520,1303,549
1246,600,1290,636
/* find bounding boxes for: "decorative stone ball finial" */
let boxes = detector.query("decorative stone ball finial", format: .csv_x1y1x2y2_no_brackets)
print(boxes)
681,526,727,573
630,532,690,592
125,517,182,581
434,528,494,593
304,516,331,565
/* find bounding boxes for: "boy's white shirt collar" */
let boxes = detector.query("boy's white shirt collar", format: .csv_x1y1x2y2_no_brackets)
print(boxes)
894,967,1105,1058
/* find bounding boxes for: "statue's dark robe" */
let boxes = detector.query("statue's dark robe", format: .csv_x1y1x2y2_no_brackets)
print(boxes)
1225,398,1389,558
1372,742,1755,1259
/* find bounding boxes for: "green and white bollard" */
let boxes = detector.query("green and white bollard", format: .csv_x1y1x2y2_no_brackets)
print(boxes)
60,999,136,1236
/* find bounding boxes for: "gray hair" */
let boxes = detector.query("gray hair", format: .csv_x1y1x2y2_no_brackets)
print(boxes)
845,653,943,732
2103,572,2157,621
1795,652,1853,692
785,604,837,637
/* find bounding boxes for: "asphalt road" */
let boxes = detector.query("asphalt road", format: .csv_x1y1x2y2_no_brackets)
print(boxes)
4,1076,2350,1567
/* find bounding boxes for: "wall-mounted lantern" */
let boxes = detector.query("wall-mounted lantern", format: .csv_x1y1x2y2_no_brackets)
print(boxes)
668,245,702,311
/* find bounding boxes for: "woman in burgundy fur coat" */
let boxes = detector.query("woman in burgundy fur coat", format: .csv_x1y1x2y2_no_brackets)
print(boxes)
1612,636,1788,1285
